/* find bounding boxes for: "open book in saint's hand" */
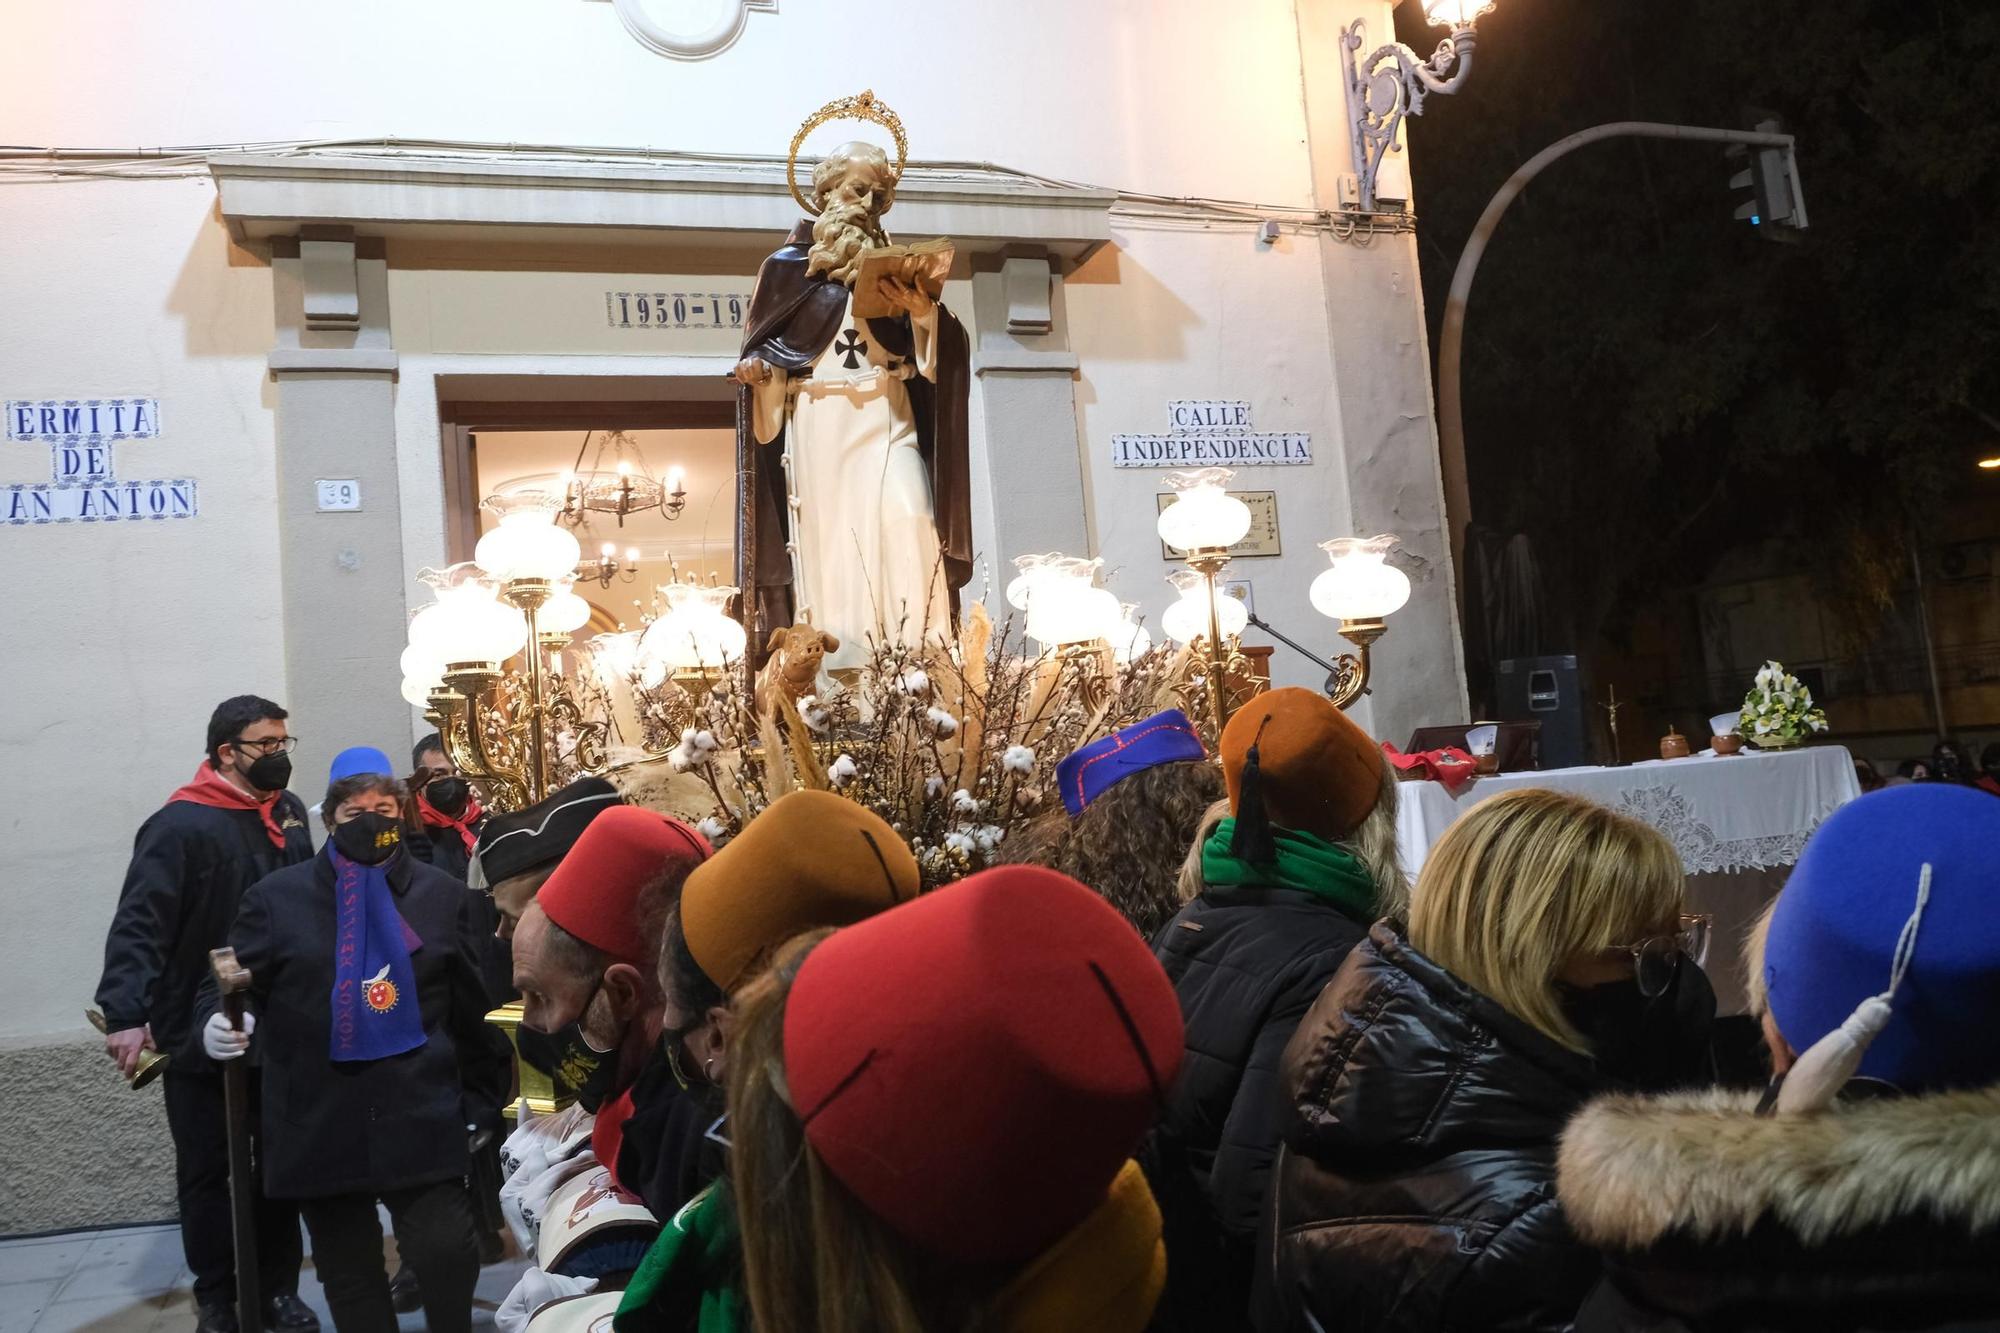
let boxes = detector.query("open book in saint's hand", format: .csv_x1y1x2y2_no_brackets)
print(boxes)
848,239,955,320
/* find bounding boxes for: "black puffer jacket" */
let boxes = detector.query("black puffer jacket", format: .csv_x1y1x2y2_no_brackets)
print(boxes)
1257,922,1606,1332
1561,1082,2000,1332
1149,885,1372,1330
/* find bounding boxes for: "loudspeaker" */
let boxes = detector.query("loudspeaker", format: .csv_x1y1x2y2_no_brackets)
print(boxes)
1494,655,1588,771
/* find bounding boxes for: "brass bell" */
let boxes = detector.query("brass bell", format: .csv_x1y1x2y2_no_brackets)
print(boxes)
85,1009,169,1090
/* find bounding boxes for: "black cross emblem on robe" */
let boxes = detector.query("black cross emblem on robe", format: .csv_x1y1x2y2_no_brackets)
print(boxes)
834,329,868,370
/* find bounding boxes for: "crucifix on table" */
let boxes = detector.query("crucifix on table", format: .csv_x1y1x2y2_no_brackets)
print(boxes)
1599,683,1626,767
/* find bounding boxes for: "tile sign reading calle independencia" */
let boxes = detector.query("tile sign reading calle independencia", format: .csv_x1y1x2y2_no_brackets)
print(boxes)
1111,399,1313,468
5,397,199,525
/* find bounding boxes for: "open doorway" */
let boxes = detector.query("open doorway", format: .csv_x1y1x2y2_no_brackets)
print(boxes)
438,396,740,638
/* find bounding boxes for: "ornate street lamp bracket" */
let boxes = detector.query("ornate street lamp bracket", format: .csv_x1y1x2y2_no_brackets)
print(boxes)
1342,19,1478,213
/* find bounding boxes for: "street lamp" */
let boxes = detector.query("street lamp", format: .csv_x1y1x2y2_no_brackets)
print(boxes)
1156,468,1255,727
1309,535,1413,708
1343,0,1498,213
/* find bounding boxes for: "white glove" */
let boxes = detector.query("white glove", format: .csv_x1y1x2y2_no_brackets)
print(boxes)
494,1268,597,1333
499,1102,593,1180
203,1011,254,1060
502,1149,597,1255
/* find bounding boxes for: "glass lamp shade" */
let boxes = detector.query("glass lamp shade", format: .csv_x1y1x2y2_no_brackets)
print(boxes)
1423,0,1495,27
1309,535,1412,622
399,643,445,690
1110,606,1153,665
1156,468,1252,552
408,581,528,665
400,675,438,708
538,586,593,636
474,508,583,584
641,584,747,671
591,629,667,690
1004,552,1065,612
1161,572,1249,645
1027,583,1122,649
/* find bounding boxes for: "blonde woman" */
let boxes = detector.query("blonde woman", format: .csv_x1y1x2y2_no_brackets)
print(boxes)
1253,788,1713,1333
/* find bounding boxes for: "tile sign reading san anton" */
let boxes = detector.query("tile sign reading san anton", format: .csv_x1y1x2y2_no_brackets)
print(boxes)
1110,399,1312,468
5,397,198,525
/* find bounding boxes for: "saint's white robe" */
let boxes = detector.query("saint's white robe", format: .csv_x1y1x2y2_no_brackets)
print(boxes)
750,292,952,672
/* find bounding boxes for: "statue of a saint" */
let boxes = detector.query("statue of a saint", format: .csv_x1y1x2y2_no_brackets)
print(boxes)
734,102,972,673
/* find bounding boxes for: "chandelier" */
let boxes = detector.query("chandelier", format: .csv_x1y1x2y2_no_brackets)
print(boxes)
557,429,689,528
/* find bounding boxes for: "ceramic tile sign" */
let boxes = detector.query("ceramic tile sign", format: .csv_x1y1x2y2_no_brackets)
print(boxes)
1111,399,1311,468
7,398,160,442
4,396,196,524
5,480,199,525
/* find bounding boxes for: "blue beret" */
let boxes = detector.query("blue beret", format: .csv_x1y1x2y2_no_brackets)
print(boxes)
1766,783,2000,1093
1055,710,1207,817
328,746,395,786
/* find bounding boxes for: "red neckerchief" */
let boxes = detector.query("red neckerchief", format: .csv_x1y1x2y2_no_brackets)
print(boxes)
416,790,485,854
591,1086,639,1191
168,764,288,848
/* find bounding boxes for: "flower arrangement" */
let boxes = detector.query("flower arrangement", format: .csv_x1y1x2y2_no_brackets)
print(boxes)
615,602,1206,890
1738,660,1829,747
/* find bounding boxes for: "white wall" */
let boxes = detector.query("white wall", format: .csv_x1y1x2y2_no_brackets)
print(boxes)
0,179,285,1043
0,0,1319,206
0,0,1454,1051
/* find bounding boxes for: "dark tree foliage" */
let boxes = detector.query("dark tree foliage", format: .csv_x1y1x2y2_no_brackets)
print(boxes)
1400,0,2000,652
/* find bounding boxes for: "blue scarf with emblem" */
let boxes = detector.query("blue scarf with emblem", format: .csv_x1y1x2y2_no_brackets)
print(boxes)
328,846,427,1063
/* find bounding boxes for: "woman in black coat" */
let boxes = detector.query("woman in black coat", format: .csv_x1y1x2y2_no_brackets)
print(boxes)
200,752,507,1333
1149,690,1407,1331
1257,788,1712,1332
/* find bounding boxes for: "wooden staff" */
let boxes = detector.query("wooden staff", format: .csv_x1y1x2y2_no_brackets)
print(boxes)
209,948,262,1333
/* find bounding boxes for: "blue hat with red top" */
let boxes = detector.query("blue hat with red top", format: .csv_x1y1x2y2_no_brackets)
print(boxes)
1055,709,1207,817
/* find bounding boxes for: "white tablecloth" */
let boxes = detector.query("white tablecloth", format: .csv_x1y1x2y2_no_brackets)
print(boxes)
1396,745,1863,880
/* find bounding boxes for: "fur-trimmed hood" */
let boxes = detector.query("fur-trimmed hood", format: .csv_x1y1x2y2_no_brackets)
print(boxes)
1558,1082,2000,1251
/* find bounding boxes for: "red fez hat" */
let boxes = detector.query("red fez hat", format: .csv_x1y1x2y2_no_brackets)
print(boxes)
783,865,1183,1266
538,805,710,965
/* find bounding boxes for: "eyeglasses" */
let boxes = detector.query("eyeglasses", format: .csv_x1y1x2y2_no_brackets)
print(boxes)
231,735,298,756
1611,913,1712,997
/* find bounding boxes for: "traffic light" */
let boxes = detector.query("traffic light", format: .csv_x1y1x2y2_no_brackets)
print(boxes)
1726,117,1807,240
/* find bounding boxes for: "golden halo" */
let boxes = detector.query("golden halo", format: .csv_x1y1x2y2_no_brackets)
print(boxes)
786,89,909,216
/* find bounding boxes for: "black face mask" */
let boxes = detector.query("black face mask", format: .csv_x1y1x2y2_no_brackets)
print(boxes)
240,751,293,794
1560,959,1715,1091
522,982,623,1112
658,1018,707,1092
332,812,402,866
425,777,472,818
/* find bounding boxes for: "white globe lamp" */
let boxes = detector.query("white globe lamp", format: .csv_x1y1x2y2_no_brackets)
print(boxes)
1155,468,1252,555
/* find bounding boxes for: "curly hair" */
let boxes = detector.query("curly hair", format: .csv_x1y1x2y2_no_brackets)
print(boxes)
1002,761,1227,940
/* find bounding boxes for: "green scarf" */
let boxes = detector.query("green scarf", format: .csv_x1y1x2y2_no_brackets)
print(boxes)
614,1182,747,1333
1200,818,1377,921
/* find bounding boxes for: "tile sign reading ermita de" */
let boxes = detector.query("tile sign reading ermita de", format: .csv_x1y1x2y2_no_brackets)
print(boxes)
1110,400,1312,468
4,398,198,525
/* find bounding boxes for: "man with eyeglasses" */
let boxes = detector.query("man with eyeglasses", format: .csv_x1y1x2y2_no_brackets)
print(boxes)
95,694,319,1333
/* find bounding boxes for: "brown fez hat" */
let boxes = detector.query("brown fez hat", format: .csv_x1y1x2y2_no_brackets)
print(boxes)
1221,686,1383,847
679,789,921,993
